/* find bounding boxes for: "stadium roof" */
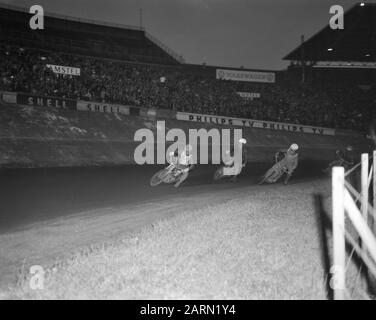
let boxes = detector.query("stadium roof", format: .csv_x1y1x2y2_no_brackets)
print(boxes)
0,3,184,65
284,3,376,63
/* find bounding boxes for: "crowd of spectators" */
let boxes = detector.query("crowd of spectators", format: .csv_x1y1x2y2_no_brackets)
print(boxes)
0,44,374,131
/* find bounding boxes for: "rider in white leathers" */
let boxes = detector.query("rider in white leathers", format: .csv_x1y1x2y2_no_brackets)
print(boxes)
275,143,299,185
222,138,247,181
168,144,195,188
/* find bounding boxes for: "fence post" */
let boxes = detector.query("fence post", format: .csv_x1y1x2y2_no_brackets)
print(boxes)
344,189,376,263
361,153,369,225
361,153,369,291
332,166,345,300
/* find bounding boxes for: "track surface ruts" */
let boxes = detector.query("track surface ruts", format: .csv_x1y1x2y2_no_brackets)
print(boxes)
0,161,327,287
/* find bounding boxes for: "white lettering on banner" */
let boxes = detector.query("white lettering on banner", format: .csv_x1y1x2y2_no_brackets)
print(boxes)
27,96,66,108
237,92,261,100
77,101,130,115
176,112,336,136
46,64,81,76
216,69,275,83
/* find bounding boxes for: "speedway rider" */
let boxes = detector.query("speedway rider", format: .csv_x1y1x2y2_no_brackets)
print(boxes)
222,138,248,181
333,145,360,188
324,145,355,173
335,145,355,168
275,143,299,185
168,144,195,188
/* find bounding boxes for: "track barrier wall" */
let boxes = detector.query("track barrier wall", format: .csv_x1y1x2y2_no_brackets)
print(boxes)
0,91,372,168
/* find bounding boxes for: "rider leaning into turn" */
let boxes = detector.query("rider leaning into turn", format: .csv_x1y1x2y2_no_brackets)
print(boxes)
168,144,195,188
335,145,355,167
324,145,355,173
275,143,299,185
222,138,248,181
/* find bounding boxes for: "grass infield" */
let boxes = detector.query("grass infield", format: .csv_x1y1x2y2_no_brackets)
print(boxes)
1,181,333,299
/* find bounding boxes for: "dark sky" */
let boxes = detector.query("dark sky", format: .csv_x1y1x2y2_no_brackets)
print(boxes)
0,0,369,70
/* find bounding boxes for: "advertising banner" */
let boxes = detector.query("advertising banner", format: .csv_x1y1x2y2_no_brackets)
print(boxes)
46,64,81,76
77,101,131,115
17,93,77,110
176,112,335,136
216,69,275,83
237,92,261,100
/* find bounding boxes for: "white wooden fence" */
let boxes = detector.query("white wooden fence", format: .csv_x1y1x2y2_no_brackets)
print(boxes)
332,151,376,300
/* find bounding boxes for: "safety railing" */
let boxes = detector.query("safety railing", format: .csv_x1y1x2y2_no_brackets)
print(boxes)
332,151,376,300
144,31,185,64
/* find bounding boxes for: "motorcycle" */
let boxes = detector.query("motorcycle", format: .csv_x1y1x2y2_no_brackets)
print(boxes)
213,165,230,181
150,164,185,187
213,163,245,181
213,166,224,181
258,159,289,185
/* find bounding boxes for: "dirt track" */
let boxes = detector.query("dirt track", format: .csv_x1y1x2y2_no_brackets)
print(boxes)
0,161,327,288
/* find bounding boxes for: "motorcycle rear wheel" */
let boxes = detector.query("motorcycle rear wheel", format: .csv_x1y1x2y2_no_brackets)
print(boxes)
213,167,224,181
259,164,285,184
150,169,168,187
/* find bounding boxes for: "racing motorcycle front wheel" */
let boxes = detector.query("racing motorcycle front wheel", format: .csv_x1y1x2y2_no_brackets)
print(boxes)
150,168,169,187
213,167,224,181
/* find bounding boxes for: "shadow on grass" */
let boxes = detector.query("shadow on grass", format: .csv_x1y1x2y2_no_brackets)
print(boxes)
313,193,376,299
313,193,333,300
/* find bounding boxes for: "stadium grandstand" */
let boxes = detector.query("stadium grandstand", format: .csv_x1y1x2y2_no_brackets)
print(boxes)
0,2,375,131
1,1,376,302
285,2,376,84
0,3,184,65
285,3,376,64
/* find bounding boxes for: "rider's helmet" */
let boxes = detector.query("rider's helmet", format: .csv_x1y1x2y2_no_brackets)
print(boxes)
288,143,299,155
346,145,353,152
239,138,247,145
